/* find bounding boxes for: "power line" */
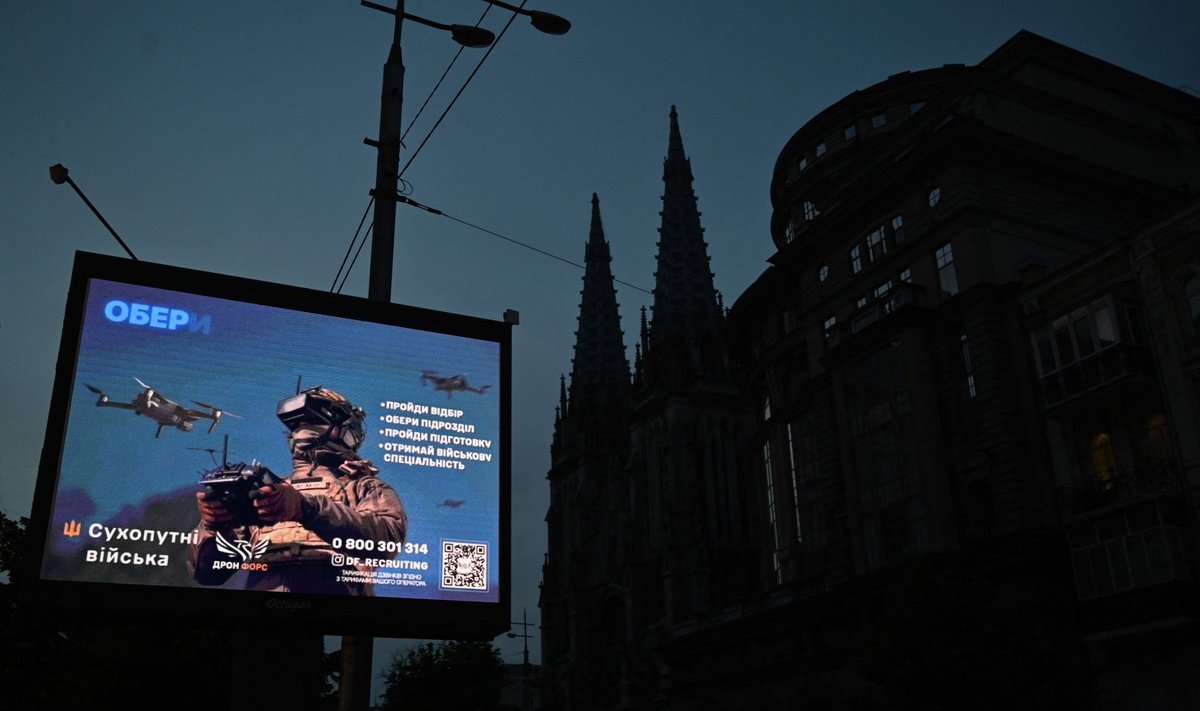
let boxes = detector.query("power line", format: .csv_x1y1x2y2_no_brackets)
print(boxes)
397,194,653,295
336,4,513,292
399,5,494,146
338,220,374,295
331,197,375,292
398,2,526,179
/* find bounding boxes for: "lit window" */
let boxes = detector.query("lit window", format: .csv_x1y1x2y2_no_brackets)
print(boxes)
899,267,912,283
850,245,863,274
867,226,887,262
857,295,868,309
824,315,838,333
818,264,829,282
874,281,892,299
1147,414,1171,461
763,441,781,585
803,200,819,221
784,222,796,244
891,214,905,242
845,125,857,140
935,242,958,296
872,113,887,128
786,423,804,541
960,333,977,398
1091,434,1116,491
1187,276,1200,329
928,186,941,207
815,142,827,157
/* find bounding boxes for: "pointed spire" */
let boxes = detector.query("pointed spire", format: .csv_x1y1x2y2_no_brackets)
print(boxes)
566,193,631,417
667,105,686,166
644,106,727,385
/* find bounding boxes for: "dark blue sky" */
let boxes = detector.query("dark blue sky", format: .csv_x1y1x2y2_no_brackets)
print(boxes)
4,0,1198,699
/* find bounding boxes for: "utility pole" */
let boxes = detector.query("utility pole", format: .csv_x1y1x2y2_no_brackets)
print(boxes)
366,0,405,304
508,608,535,710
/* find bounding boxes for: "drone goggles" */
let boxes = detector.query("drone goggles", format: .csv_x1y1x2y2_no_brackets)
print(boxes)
277,387,366,452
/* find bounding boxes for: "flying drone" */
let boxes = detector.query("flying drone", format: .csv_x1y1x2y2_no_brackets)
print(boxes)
420,371,491,398
82,377,241,438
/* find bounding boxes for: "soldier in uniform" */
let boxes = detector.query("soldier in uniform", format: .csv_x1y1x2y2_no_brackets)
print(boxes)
188,386,407,595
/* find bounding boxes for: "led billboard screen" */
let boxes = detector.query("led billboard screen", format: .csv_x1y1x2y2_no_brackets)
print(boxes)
24,252,510,639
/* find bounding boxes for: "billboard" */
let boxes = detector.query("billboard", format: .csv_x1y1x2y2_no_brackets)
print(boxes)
24,252,511,639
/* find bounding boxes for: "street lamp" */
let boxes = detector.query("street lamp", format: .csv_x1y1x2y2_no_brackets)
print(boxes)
362,0,570,304
483,0,571,35
48,163,139,261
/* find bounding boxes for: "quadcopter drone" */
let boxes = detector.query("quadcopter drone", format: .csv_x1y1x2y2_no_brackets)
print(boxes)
419,371,491,398
83,377,241,438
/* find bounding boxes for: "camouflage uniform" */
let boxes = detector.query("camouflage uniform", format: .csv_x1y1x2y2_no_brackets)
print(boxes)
189,455,406,595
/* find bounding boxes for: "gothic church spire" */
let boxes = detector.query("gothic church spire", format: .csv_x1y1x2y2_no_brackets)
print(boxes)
553,194,630,461
644,106,727,384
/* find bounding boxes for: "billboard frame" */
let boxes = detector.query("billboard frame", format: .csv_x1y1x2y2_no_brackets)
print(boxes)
22,251,512,640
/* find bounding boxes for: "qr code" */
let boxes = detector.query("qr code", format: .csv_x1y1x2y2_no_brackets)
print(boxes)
442,541,489,591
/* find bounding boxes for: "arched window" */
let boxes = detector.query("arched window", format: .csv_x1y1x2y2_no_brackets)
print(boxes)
1091,434,1116,491
1186,275,1200,331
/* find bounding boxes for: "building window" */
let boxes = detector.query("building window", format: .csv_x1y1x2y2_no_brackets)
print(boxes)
1187,276,1200,330
856,295,868,309
928,186,941,207
910,101,926,114
850,245,863,274
824,315,838,342
803,200,819,221
763,440,781,584
844,125,857,140
960,333,977,398
890,214,906,243
935,242,958,296
1031,298,1135,376
874,280,893,299
798,156,808,172
818,264,830,282
786,423,803,542
1147,413,1172,461
784,221,796,244
867,226,887,262
1091,433,1117,491
872,113,887,128
899,267,912,283
844,344,923,568
815,142,827,157
1070,500,1187,600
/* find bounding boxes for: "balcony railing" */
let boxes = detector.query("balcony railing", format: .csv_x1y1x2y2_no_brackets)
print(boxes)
1039,342,1153,409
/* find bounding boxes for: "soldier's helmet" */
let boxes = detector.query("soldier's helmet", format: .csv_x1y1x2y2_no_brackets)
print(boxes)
277,386,367,455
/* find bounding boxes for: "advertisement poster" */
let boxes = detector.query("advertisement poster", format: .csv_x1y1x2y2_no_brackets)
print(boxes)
41,276,502,604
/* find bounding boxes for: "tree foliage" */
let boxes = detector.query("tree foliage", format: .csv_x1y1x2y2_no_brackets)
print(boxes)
379,639,507,711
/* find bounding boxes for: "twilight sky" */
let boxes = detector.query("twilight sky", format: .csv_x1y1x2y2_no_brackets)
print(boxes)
3,0,1198,699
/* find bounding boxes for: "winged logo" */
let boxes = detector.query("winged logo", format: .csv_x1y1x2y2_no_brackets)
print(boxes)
215,531,270,561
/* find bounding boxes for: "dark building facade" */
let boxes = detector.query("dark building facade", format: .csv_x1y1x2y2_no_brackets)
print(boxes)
542,31,1200,710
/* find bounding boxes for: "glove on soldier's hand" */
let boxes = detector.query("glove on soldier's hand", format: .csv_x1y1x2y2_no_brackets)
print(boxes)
196,491,234,528
252,483,305,523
